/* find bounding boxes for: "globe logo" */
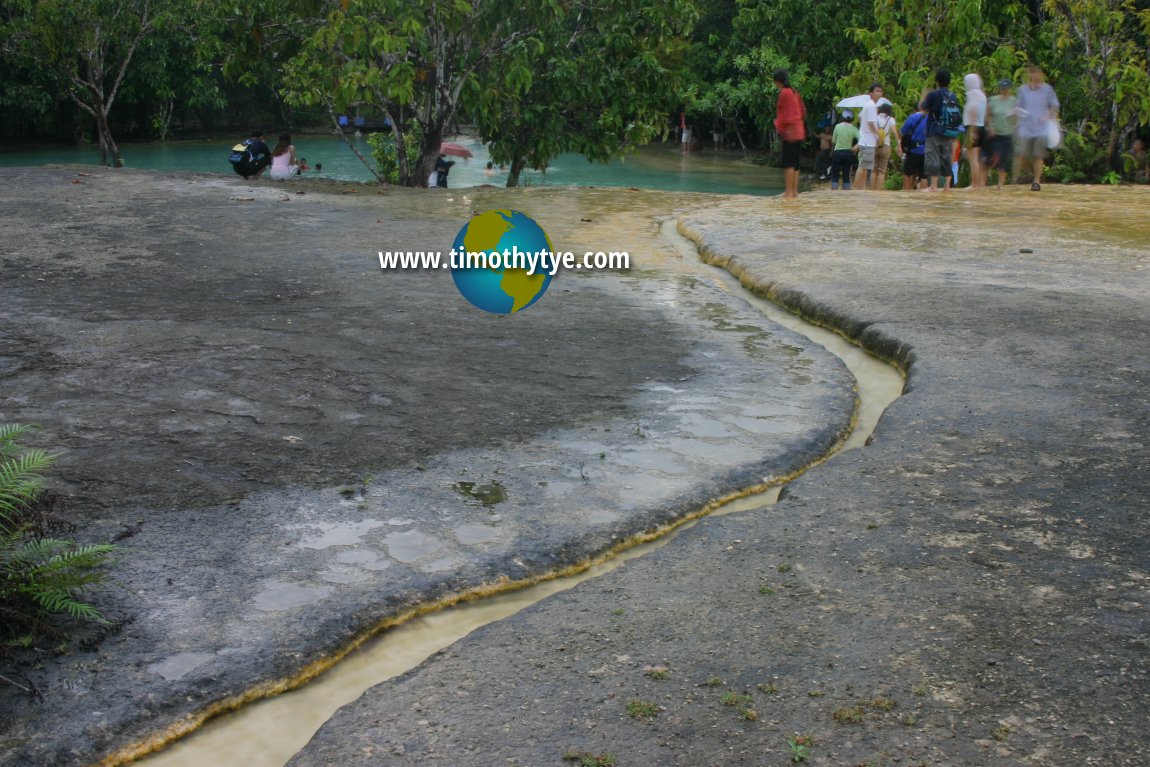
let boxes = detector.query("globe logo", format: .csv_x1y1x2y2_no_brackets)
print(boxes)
450,210,554,314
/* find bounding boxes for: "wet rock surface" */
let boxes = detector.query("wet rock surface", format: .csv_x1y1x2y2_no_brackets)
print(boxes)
0,169,854,766
290,188,1149,766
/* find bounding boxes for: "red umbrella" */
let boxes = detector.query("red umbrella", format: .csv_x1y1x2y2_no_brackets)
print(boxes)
439,142,474,159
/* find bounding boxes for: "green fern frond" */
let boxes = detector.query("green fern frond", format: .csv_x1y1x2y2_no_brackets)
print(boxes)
0,425,115,644
0,423,38,451
22,587,109,623
0,450,55,529
0,449,53,492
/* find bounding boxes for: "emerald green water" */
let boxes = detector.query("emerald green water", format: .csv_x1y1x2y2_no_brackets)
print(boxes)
0,136,783,196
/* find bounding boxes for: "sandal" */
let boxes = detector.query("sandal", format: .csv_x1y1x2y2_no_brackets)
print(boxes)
1030,182,1041,191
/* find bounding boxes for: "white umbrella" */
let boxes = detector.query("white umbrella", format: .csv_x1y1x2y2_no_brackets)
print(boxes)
836,95,893,109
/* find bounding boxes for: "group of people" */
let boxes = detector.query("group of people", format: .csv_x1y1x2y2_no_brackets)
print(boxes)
802,65,1061,194
230,127,465,187
231,129,315,181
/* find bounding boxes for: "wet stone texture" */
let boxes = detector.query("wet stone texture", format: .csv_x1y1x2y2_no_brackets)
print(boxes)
0,169,854,766
290,187,1149,767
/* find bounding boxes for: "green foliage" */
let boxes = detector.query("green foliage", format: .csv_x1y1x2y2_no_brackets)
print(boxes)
2,0,214,163
0,426,53,529
787,734,813,762
368,124,423,185
477,0,696,186
680,0,868,150
1045,128,1109,183
844,0,1031,123
1,425,116,650
1045,0,1150,164
284,0,555,186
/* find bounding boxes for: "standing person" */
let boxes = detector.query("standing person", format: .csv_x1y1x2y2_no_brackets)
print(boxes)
816,123,834,180
919,70,963,191
963,73,987,188
900,104,928,189
229,129,272,180
985,79,1017,190
853,83,883,191
772,68,806,198
433,154,455,188
1015,64,1060,191
874,103,898,191
269,132,299,180
830,110,859,190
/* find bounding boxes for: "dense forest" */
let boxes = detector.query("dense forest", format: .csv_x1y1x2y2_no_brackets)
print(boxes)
1,0,1147,184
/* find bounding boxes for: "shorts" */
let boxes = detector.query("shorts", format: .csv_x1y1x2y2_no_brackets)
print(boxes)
903,152,924,179
233,157,270,179
875,145,891,174
780,141,802,170
1018,135,1046,161
856,145,876,170
988,136,1013,170
967,126,986,149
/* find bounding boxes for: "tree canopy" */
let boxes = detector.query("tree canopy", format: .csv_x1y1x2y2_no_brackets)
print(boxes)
1,0,1147,181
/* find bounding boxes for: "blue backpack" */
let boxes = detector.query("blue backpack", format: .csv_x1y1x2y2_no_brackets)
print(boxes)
935,90,963,138
229,139,255,166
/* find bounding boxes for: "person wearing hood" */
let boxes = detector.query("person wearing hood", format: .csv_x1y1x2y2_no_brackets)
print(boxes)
963,73,987,188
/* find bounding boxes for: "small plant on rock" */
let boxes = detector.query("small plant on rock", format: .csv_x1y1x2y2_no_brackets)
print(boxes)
1,425,117,666
626,699,660,719
788,734,813,762
563,750,616,766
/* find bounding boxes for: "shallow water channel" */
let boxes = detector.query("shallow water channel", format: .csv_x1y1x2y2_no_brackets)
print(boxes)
134,217,904,767
0,138,782,195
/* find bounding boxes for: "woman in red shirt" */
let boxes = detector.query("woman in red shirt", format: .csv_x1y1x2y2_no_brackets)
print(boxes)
773,68,806,198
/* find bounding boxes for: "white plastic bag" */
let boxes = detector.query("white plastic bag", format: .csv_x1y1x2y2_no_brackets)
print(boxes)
1045,119,1062,150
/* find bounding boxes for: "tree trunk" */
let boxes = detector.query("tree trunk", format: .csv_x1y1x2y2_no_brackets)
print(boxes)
506,157,526,187
414,125,445,188
95,110,123,167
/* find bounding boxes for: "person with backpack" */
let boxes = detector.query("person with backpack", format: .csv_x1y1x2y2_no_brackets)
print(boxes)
772,68,806,198
229,129,272,180
874,103,898,191
919,69,964,192
900,104,929,189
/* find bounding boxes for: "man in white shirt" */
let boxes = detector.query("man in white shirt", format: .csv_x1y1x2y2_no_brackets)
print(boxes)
853,83,883,191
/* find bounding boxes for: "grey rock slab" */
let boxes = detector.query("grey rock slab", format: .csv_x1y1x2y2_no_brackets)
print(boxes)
0,170,854,766
289,187,1149,767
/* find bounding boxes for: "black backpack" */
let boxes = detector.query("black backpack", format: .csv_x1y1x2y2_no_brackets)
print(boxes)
229,139,254,166
935,90,963,138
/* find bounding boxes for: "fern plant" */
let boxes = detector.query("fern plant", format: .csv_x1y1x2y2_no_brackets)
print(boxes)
1,425,116,643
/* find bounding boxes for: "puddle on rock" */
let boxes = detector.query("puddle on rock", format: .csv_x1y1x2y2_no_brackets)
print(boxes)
381,529,444,563
149,653,216,682
252,581,333,612
452,480,507,506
